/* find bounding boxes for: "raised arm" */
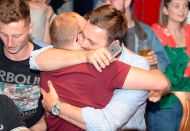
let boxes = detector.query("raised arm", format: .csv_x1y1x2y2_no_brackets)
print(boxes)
30,46,114,72
43,6,54,46
25,0,49,14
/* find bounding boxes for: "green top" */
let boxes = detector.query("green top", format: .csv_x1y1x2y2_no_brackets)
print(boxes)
159,45,190,108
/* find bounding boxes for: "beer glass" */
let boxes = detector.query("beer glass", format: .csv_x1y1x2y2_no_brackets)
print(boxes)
139,40,152,57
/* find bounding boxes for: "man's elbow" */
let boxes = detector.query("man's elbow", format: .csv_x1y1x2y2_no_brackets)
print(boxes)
156,77,169,91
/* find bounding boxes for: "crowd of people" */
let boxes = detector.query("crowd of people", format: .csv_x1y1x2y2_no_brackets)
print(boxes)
0,0,189,131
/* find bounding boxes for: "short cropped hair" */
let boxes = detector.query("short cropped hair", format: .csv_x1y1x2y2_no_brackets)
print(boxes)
0,0,31,26
50,12,81,49
159,0,187,27
85,4,128,46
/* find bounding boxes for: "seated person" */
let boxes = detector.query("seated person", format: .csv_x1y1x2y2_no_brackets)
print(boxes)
147,0,190,131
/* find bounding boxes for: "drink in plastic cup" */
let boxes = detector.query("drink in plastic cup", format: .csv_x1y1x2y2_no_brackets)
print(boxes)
139,40,152,57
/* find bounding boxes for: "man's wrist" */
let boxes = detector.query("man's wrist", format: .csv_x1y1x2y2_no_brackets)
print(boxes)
52,100,62,116
150,64,158,70
83,50,90,63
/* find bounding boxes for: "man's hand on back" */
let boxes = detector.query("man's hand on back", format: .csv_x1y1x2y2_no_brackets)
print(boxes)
41,80,59,113
86,47,116,72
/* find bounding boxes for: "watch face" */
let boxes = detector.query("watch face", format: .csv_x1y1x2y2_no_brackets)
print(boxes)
52,106,60,115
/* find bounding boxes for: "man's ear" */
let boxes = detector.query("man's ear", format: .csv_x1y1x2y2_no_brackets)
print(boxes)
78,33,83,44
109,40,121,47
29,22,34,35
112,40,120,45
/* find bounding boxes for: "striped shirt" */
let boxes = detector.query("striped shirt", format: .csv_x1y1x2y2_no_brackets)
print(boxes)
82,44,150,131
29,45,54,71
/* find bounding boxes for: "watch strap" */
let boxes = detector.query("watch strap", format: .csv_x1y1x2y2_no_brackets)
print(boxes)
55,101,62,109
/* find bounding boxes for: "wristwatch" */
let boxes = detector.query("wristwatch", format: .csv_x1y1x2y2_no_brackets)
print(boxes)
52,101,62,116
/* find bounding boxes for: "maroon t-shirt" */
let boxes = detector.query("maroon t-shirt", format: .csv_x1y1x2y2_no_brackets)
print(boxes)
40,61,131,131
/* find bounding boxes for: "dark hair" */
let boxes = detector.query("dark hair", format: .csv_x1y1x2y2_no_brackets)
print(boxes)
85,4,128,45
0,0,30,26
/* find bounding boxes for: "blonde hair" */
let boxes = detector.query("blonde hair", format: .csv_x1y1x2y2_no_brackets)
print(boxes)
50,12,81,49
158,0,187,27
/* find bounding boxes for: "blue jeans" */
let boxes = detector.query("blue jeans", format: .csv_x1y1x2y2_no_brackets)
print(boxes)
146,100,183,131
